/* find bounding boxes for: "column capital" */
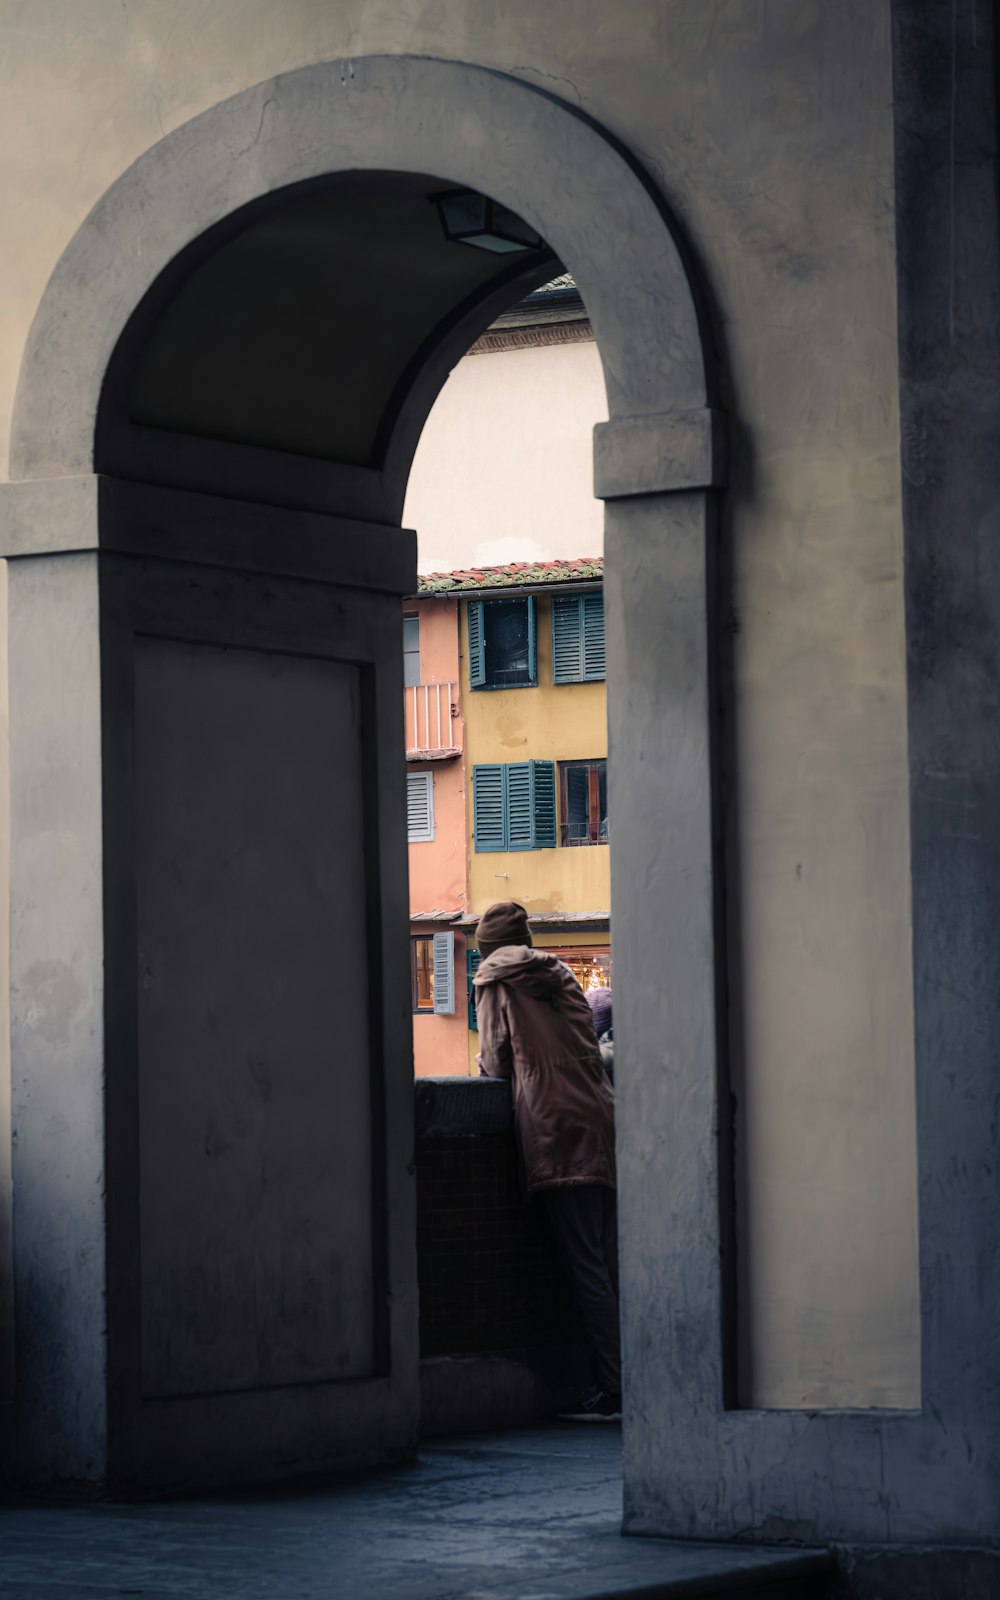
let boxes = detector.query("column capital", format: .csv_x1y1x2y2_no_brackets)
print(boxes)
594,409,728,500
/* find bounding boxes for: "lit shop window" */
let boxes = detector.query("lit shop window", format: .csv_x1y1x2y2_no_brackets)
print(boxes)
552,947,612,993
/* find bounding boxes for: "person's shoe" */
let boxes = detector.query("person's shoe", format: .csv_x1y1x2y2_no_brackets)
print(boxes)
557,1389,622,1422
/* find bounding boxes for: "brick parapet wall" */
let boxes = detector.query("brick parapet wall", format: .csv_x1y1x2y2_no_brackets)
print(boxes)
414,1078,582,1361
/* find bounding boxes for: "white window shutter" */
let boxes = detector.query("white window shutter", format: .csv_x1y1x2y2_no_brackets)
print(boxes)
432,931,455,1014
406,771,434,842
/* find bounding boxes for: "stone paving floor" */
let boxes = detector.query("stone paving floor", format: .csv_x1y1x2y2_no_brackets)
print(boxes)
0,1426,826,1599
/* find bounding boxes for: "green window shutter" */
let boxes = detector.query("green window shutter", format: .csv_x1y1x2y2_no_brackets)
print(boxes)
505,763,533,850
530,760,557,848
473,764,506,852
506,762,556,850
552,595,584,683
552,593,604,682
526,595,538,685
581,593,606,681
565,763,590,841
432,931,455,1015
467,947,482,1029
467,600,486,689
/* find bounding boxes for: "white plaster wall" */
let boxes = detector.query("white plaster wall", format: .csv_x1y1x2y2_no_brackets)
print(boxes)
404,341,607,574
0,0,919,1409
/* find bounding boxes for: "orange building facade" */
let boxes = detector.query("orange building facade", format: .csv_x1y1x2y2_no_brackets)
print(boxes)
405,595,472,1077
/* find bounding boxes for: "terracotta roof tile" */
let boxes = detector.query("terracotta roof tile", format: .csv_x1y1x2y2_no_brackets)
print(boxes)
418,557,603,594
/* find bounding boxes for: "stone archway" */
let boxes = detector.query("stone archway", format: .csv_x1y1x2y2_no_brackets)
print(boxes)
2,56,727,1493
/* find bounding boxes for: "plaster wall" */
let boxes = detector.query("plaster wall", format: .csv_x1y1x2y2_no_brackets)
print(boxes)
407,597,462,690
0,1,917,1414
407,761,466,916
7,553,107,1479
461,596,611,921
406,601,466,918
404,342,606,574
411,930,471,1080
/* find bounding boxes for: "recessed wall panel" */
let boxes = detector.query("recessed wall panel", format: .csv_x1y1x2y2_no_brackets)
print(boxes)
135,637,374,1398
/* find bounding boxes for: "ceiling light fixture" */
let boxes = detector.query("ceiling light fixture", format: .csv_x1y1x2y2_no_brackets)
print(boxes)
431,188,543,254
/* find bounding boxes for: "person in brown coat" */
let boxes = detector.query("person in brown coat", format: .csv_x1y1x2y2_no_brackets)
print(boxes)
474,901,621,1421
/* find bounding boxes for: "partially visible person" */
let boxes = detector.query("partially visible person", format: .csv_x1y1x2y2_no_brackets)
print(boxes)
585,985,612,1042
474,902,620,1422
585,987,614,1080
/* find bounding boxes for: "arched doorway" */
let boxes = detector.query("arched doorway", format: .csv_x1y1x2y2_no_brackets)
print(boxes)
4,56,725,1491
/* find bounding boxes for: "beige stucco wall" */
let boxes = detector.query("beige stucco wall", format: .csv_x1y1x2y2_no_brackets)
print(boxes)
405,341,607,574
0,560,10,1402
0,0,918,1408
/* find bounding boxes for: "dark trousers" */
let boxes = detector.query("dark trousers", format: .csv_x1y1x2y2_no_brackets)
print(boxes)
542,1184,622,1396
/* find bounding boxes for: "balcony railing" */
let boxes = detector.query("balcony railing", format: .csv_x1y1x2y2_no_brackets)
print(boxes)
405,681,461,759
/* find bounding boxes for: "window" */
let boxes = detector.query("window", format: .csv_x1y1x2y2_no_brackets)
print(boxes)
551,947,612,993
472,761,557,852
468,597,537,690
412,936,434,1011
411,931,456,1015
560,760,608,845
406,771,434,842
552,593,605,683
403,614,421,688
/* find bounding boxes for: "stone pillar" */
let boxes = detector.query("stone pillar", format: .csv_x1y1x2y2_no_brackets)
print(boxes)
1,476,420,1490
596,411,730,1528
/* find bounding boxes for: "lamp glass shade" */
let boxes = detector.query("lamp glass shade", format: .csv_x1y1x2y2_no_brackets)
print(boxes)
432,189,542,254
437,190,490,238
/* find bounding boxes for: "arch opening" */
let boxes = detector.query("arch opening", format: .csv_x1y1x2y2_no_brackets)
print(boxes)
2,56,724,1494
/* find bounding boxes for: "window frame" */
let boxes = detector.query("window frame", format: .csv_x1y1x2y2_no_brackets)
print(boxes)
468,596,538,691
559,758,608,846
403,612,421,688
411,930,456,1015
411,936,435,1012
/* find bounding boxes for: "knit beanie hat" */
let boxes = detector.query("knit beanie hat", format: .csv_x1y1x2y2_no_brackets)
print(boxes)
476,900,532,955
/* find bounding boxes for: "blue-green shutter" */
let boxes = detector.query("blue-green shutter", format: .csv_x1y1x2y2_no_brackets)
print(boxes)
565,763,590,842
552,593,604,683
473,764,506,852
467,947,482,1029
531,760,557,848
505,763,532,849
581,593,605,680
467,600,486,689
552,596,583,683
526,595,537,685
505,761,556,851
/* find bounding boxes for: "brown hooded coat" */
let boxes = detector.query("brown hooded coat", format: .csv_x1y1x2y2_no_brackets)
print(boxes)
474,947,615,1193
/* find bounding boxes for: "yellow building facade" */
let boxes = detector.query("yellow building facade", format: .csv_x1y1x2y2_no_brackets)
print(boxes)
421,564,611,1071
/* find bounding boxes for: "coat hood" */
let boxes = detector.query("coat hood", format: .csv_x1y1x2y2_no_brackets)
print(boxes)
474,945,569,1001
